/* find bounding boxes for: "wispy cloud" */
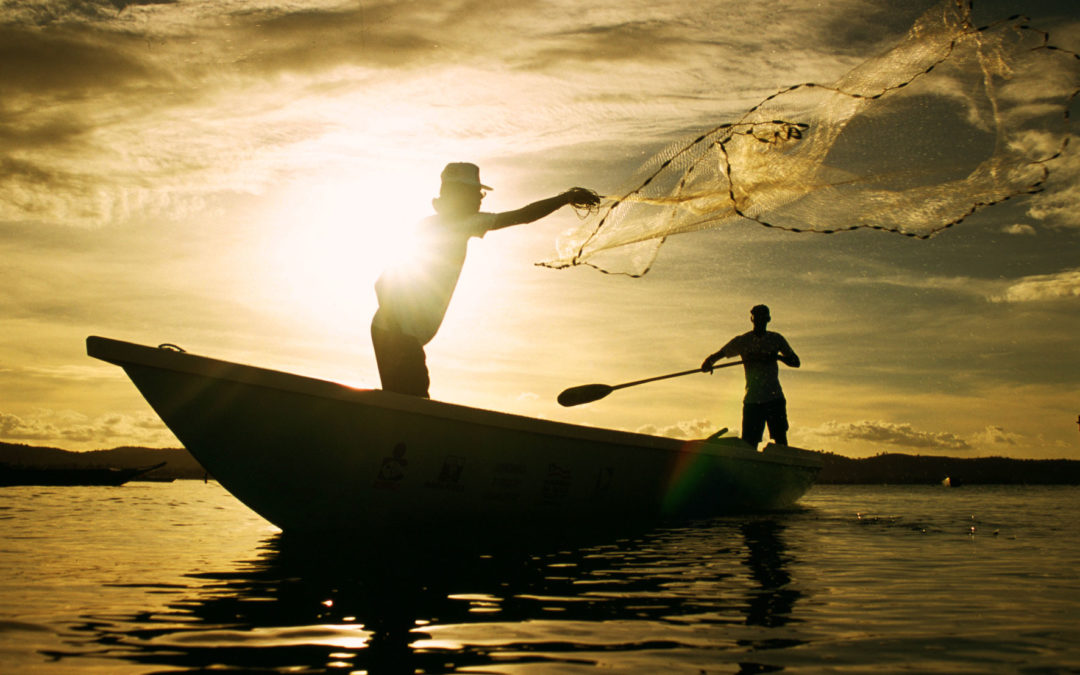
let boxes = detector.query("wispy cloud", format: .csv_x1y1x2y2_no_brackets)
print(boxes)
0,0,877,228
801,419,1071,457
971,425,1022,447
831,264,1080,306
991,268,1080,303
808,419,971,451
1027,141,1080,229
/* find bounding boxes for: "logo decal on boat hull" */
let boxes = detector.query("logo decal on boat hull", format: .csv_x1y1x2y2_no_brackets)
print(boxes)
485,462,526,502
373,443,408,490
426,456,466,491
541,463,573,504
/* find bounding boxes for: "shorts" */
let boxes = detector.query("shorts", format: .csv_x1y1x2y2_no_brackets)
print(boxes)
742,398,788,445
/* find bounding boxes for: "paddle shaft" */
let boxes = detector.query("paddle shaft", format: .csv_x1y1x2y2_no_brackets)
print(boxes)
557,360,744,407
610,359,742,391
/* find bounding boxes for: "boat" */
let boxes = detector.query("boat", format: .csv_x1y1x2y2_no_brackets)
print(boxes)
86,336,822,533
0,461,166,487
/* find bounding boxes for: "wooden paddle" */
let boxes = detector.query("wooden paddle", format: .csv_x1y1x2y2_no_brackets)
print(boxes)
557,360,744,407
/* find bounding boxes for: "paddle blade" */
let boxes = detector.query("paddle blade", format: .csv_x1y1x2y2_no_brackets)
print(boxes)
557,383,614,407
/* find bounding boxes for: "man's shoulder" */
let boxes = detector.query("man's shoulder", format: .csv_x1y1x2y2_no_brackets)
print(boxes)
731,330,788,344
722,331,753,350
472,212,498,232
765,331,792,348
421,212,497,237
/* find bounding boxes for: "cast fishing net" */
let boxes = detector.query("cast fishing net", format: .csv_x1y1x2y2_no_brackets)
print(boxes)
541,0,1080,276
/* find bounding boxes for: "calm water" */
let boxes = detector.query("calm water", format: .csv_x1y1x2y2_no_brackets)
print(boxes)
0,482,1077,674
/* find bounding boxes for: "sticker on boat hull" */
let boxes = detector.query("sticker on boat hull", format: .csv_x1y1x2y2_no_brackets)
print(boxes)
373,443,408,490
426,455,466,491
485,462,526,502
541,463,573,503
591,466,614,499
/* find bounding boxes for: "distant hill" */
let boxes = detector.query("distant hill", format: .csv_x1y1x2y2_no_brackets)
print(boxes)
0,442,208,480
1,442,1078,485
816,452,1080,485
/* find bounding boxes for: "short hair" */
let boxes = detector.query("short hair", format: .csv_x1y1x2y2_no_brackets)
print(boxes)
750,304,770,317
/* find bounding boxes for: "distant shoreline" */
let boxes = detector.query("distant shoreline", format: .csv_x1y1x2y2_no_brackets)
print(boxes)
2,441,1078,485
815,452,1080,486
0,442,209,481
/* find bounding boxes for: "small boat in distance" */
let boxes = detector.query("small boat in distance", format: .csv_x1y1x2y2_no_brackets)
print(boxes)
86,336,822,534
0,462,166,487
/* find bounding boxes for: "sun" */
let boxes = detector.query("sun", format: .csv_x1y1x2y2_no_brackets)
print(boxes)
258,173,431,335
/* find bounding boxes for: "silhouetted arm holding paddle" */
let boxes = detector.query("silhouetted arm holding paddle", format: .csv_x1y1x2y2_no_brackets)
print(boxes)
702,345,799,371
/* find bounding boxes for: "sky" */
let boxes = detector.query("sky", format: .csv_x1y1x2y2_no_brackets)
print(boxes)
1,0,1078,459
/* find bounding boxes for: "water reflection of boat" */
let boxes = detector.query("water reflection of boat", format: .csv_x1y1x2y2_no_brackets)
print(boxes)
86,336,822,533
0,462,166,487
55,518,805,673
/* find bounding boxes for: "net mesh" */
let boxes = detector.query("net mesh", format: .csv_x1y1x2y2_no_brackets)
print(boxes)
541,0,1080,277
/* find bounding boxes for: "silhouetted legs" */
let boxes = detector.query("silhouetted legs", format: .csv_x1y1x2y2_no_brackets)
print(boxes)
371,321,430,398
741,398,788,446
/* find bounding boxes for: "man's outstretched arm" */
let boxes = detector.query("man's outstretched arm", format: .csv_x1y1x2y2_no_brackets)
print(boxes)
490,188,599,230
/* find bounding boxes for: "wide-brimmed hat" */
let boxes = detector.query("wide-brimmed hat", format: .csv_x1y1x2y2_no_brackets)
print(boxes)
440,162,492,190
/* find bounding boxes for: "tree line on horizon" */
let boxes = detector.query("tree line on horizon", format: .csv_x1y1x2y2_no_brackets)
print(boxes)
2,441,1079,485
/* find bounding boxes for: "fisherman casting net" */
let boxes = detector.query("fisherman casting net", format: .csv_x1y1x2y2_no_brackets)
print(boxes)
541,0,1080,277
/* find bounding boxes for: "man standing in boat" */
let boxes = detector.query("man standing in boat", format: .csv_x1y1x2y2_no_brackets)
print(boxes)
700,304,800,446
371,162,600,397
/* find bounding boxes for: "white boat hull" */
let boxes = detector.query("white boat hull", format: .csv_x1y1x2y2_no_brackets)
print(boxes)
87,336,822,533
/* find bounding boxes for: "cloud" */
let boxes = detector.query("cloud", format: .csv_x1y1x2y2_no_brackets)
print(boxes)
991,268,1080,303
636,418,718,440
803,420,1063,456
961,425,1064,457
0,2,452,227
843,265,1080,306
1027,140,1080,229
971,425,1022,447
5,364,107,383
808,419,971,451
0,412,56,440
0,0,883,228
0,25,154,98
839,269,993,299
520,20,692,69
0,409,174,448
1002,223,1036,236
0,1,172,26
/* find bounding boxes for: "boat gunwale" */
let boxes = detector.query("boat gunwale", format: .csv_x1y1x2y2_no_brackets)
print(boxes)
86,336,822,469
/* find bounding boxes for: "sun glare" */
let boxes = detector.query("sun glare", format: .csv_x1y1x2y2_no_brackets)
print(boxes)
260,174,430,335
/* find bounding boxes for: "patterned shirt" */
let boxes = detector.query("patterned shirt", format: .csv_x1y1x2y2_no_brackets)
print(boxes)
717,330,796,404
